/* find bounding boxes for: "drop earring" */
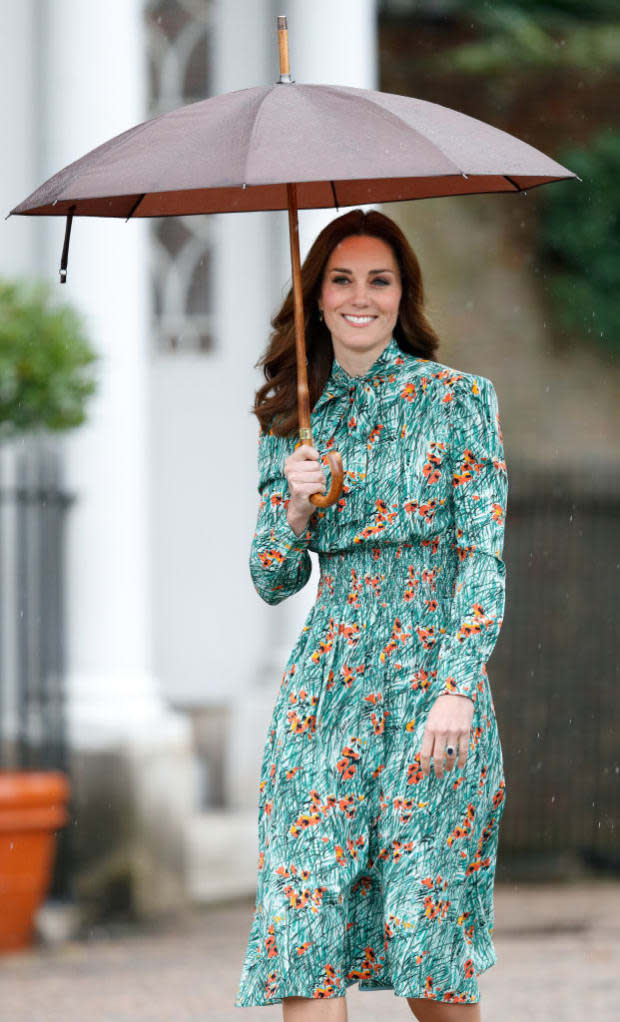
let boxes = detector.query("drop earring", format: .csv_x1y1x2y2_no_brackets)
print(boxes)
318,307,324,322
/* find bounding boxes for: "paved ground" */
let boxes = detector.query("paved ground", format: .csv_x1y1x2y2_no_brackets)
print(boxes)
0,881,619,1021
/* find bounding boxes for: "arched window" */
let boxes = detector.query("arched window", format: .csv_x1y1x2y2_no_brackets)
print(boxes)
144,0,213,353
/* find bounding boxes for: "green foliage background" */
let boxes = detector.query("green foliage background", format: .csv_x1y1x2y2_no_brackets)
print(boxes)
381,0,620,361
537,128,620,360
0,278,98,437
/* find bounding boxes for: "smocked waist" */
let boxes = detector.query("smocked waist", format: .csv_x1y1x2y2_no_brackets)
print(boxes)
316,541,453,599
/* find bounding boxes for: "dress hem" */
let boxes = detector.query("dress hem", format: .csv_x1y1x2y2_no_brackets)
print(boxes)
233,956,497,1008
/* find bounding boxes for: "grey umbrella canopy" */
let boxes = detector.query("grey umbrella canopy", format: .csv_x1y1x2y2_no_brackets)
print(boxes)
7,17,579,510
9,81,577,220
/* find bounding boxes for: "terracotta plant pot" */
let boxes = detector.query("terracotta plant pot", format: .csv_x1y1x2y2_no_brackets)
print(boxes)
0,770,71,951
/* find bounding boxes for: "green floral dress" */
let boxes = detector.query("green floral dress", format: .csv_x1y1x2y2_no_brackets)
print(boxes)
235,335,508,1007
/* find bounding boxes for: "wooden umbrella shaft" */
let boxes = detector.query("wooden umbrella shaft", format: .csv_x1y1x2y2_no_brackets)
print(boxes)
282,21,343,510
286,182,312,442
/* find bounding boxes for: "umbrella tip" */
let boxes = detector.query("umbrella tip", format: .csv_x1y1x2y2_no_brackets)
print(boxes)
276,14,294,84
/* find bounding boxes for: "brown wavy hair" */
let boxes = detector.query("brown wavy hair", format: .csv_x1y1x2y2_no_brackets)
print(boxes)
252,208,440,436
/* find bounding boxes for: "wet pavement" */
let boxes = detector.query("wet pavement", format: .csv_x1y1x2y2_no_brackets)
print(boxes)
0,881,618,1021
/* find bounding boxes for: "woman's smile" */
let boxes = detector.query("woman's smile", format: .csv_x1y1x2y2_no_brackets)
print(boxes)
342,313,377,326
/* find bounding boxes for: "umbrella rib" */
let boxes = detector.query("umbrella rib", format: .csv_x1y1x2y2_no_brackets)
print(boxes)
126,193,147,221
330,181,340,211
503,175,522,191
242,87,273,189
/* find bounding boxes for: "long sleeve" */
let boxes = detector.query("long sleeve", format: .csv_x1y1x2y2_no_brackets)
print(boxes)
249,426,313,605
435,375,508,702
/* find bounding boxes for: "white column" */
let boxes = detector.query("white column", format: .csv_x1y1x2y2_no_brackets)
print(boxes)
0,0,39,272
149,0,278,714
40,0,187,749
40,0,192,916
185,0,285,896
209,0,288,806
0,1,39,757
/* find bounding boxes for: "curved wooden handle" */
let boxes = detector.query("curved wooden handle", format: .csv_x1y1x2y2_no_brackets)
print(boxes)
310,449,343,508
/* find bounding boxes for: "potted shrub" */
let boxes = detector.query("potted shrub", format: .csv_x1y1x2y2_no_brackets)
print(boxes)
0,277,98,950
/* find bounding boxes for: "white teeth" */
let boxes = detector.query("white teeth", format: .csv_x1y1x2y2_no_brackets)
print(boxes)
343,314,375,324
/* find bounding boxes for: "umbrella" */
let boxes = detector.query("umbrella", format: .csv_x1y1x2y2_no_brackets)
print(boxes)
7,15,579,508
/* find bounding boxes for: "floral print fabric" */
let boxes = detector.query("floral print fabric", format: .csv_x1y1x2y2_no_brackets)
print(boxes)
235,335,508,1006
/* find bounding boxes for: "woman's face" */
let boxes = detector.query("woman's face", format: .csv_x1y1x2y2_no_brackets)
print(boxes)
318,234,402,362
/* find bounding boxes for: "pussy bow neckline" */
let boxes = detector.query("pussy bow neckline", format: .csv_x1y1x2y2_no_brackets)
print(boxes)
310,335,415,441
312,335,409,417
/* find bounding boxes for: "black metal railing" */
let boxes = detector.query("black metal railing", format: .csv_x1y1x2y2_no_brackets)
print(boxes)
491,459,620,875
0,438,74,897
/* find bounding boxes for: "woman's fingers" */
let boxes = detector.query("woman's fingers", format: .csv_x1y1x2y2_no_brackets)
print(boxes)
432,731,448,780
443,732,461,772
292,443,319,460
288,470,326,494
419,730,434,779
285,445,327,509
418,694,473,778
420,729,469,778
456,733,468,771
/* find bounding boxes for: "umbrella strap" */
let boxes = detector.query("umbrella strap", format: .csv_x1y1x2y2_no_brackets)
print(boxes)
59,204,76,284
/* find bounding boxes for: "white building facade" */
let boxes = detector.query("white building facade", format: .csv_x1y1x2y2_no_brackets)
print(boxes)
0,0,377,915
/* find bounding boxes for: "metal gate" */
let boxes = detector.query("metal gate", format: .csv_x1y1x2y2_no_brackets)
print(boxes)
491,459,620,875
0,437,74,897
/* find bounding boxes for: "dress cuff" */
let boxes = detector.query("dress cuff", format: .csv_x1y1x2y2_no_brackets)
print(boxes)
434,654,485,702
273,504,312,549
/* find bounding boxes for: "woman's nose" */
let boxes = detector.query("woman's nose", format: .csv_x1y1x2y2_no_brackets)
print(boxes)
351,283,370,305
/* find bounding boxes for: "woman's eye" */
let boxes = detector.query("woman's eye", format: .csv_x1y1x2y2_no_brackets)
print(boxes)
331,276,350,284
372,278,390,286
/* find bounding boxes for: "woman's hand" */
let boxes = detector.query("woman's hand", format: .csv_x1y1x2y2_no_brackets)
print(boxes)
419,694,474,779
284,443,326,536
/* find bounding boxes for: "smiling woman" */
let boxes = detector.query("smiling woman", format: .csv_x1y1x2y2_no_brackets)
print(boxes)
251,208,440,437
238,209,508,1019
318,234,403,378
